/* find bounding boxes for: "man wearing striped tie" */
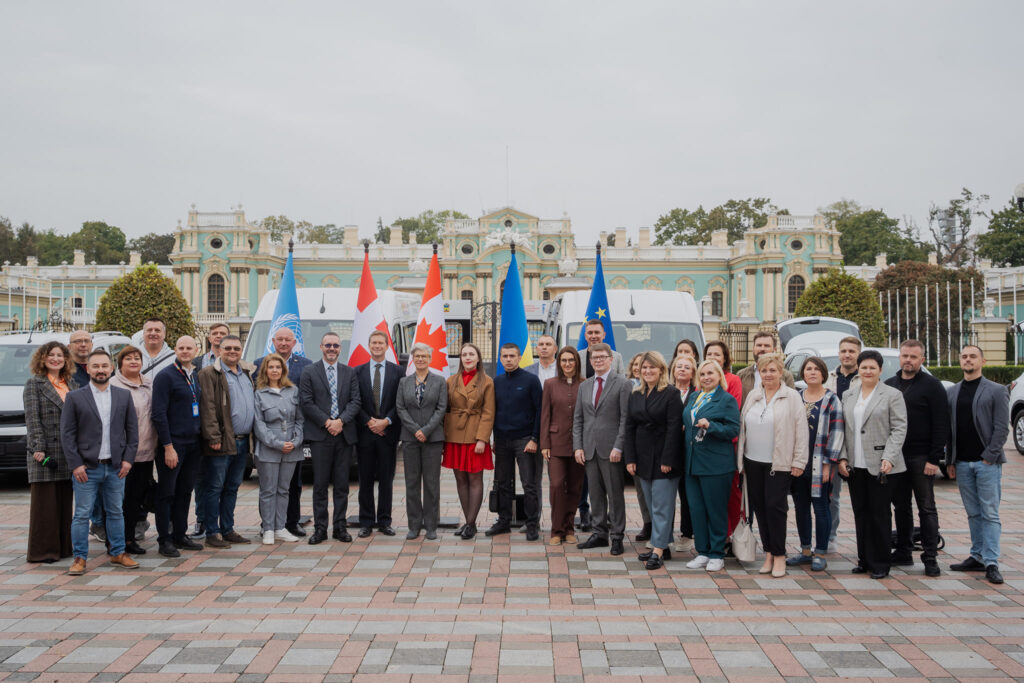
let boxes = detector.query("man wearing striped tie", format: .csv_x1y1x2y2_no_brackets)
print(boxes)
300,332,361,545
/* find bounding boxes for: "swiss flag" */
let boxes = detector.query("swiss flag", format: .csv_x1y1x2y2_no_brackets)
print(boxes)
347,249,398,367
407,249,449,376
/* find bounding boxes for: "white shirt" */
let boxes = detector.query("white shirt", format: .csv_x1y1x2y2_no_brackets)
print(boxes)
592,370,611,405
90,382,113,461
536,360,557,384
852,386,875,469
369,360,391,423
743,393,777,464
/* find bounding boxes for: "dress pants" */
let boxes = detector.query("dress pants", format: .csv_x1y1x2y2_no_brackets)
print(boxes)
154,439,202,544
547,455,586,537
847,467,893,574
634,476,652,525
686,472,733,559
122,461,154,544
892,455,939,562
286,458,303,528
676,476,693,537
27,481,73,562
357,435,398,528
791,471,832,554
403,441,443,534
493,437,543,530
584,456,626,542
638,477,680,549
744,458,791,557
256,458,298,533
310,434,353,532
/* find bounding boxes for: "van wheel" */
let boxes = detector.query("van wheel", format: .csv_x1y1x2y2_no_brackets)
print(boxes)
1014,411,1024,455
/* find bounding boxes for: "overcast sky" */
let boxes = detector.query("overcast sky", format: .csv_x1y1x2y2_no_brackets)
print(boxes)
2,2,1021,244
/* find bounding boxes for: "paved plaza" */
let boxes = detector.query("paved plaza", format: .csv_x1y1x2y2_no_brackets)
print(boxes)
0,444,1021,682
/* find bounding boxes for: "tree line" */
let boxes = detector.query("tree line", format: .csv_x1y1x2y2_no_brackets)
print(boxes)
0,217,174,266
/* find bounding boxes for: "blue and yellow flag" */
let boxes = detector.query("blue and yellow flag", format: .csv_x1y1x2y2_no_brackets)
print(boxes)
498,246,534,372
576,247,616,350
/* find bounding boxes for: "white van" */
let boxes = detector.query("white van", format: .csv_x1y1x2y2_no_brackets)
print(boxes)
242,288,421,365
545,290,706,364
0,330,133,474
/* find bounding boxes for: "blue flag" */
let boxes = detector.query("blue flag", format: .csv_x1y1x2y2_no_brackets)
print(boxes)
577,249,616,350
264,247,305,357
498,248,534,373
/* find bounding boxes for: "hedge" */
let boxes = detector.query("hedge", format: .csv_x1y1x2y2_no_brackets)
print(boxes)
926,366,1024,386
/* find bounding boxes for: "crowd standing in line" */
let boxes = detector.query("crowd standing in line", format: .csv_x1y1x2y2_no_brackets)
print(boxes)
20,318,1008,585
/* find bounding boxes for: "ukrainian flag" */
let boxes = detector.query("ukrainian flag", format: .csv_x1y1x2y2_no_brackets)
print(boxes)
576,246,616,351
498,245,534,372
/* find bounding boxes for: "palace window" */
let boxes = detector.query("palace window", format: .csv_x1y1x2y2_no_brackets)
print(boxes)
207,274,225,313
711,291,723,317
460,289,474,301
787,275,805,314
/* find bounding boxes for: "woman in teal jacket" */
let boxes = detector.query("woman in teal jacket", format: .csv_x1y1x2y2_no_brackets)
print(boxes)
683,359,741,572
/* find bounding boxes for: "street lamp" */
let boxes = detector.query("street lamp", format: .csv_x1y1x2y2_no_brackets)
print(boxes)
1014,183,1024,213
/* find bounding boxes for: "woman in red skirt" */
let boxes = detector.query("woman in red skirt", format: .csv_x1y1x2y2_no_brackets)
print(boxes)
442,343,495,540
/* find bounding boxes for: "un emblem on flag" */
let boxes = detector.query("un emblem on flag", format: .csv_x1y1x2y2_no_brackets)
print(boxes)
269,313,304,355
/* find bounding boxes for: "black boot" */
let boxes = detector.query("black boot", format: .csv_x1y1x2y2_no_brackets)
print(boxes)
635,523,652,543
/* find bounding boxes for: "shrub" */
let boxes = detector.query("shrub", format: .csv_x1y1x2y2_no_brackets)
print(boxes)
794,269,886,346
926,366,1023,386
95,265,197,341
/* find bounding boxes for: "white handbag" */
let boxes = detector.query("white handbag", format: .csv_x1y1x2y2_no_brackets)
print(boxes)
729,476,758,563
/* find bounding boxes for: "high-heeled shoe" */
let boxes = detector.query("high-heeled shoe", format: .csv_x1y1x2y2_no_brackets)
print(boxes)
771,560,787,578
460,524,477,540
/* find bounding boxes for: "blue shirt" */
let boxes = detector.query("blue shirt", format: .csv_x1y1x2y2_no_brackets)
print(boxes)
224,365,256,436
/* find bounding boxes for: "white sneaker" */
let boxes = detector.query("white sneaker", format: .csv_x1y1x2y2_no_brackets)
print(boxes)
262,530,275,545
275,528,299,543
672,537,695,554
706,558,725,572
686,555,710,569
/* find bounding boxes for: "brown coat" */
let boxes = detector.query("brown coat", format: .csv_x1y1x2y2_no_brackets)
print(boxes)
539,376,580,457
198,357,256,456
444,371,495,445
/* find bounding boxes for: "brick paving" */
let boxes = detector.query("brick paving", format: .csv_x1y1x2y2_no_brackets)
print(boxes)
0,441,1021,681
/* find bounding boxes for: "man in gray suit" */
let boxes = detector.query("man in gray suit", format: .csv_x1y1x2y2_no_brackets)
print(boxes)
572,342,631,556
946,345,1009,585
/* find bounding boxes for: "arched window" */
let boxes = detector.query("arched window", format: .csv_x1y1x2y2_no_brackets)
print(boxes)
460,289,474,302
207,274,225,313
787,275,805,314
711,291,723,317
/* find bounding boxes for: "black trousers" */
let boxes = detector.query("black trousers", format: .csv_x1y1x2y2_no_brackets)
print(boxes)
494,436,543,529
892,456,939,562
744,458,791,556
286,456,303,528
848,467,893,573
123,460,154,543
357,435,398,528
154,439,202,544
310,435,353,532
677,476,693,537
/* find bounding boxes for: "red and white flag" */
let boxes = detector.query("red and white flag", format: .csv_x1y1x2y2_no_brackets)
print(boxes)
407,250,449,376
348,250,398,367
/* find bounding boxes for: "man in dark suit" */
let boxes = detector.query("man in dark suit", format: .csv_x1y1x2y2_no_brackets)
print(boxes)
255,326,313,538
299,332,361,544
354,330,402,537
60,349,140,575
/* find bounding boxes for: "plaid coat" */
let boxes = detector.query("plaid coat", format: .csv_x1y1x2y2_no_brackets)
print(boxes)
23,375,76,484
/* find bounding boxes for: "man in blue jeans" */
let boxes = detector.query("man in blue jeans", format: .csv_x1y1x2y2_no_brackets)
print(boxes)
197,335,256,547
60,349,140,575
946,345,1008,585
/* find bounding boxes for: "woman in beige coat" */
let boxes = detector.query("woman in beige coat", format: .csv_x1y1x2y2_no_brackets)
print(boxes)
442,343,495,540
737,353,807,577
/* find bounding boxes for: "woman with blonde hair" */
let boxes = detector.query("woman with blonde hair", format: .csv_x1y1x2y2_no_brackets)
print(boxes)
253,353,305,544
670,354,698,553
683,359,741,571
737,353,807,577
624,351,683,569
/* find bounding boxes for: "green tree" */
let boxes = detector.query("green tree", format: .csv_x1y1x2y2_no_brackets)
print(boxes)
127,232,176,265
72,221,128,264
653,198,783,246
793,269,886,346
384,209,469,244
256,215,295,244
927,187,989,267
95,265,197,341
818,198,864,227
297,223,344,244
0,217,16,263
840,210,928,265
36,228,74,265
653,206,710,245
976,200,1024,266
374,217,386,244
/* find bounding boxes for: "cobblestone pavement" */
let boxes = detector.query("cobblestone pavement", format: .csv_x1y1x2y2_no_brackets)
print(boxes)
0,441,1021,682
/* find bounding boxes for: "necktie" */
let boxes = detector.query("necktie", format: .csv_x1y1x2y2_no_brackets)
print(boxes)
594,376,604,406
373,363,382,416
327,365,338,419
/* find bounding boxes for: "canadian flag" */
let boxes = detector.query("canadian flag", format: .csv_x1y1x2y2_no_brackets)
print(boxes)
347,249,398,367
407,249,449,376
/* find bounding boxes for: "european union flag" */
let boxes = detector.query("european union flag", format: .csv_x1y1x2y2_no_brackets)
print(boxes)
498,245,534,373
264,240,305,357
577,246,616,351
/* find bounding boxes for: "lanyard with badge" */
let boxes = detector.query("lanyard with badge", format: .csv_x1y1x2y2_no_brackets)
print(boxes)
175,360,199,417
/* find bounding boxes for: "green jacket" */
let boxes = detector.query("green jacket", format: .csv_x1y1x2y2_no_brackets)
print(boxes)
683,387,740,477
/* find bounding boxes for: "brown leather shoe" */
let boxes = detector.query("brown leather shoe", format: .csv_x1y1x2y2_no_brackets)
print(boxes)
565,534,578,545
109,553,139,569
68,557,87,575
222,531,251,544
205,533,231,548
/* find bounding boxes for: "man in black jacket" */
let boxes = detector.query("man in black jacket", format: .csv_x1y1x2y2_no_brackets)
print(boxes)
354,331,401,537
486,343,543,540
884,339,949,576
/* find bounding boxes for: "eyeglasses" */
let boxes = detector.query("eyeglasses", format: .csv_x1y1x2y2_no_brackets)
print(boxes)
590,355,610,361
322,343,341,349
221,346,242,352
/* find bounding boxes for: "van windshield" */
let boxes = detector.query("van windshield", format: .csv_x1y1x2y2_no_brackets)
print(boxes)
0,345,39,386
567,321,703,367
244,320,354,364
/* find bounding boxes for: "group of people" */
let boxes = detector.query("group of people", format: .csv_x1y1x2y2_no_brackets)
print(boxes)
23,318,1008,585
